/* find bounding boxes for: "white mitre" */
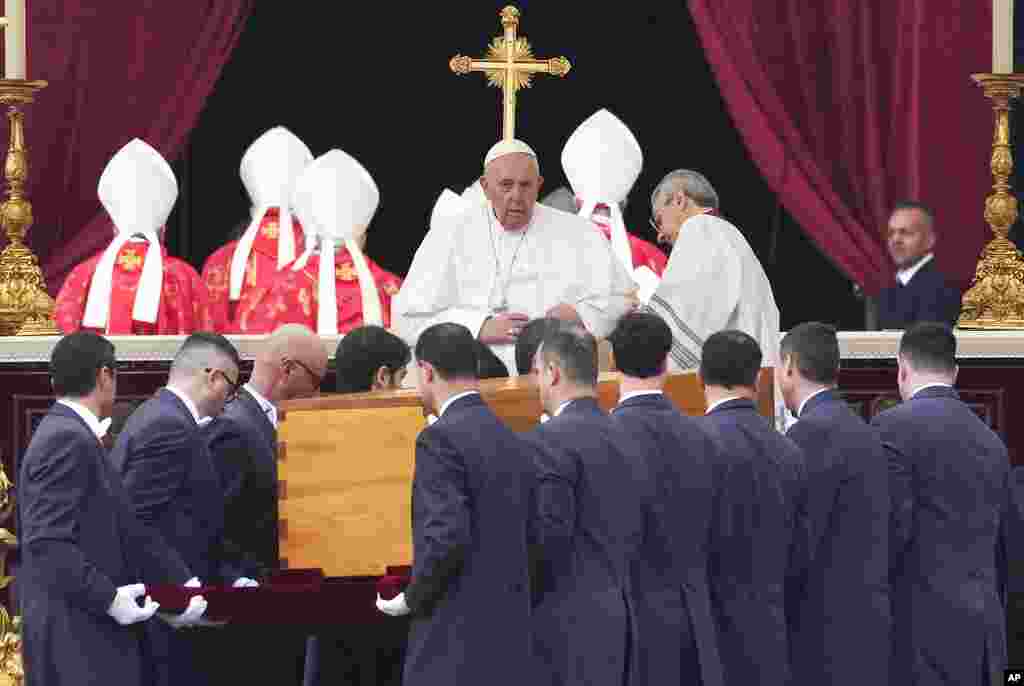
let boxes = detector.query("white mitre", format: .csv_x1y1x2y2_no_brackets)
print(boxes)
230,126,313,301
289,149,382,335
562,109,643,277
83,138,177,330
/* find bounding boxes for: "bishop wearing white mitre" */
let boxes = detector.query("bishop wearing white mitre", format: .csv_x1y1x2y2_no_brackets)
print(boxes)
393,139,635,374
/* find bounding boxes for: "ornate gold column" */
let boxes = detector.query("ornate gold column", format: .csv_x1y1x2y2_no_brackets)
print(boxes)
0,79,56,336
958,74,1024,329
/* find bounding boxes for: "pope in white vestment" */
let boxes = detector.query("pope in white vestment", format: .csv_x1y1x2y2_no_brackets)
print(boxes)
393,139,635,374
644,169,780,372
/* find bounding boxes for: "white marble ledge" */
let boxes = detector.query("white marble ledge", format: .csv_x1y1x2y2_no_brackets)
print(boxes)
0,330,1020,364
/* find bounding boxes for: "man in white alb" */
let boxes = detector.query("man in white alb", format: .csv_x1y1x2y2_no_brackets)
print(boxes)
393,139,635,374
644,169,780,372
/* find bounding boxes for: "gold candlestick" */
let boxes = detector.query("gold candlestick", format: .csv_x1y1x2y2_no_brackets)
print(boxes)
958,74,1024,329
0,79,57,336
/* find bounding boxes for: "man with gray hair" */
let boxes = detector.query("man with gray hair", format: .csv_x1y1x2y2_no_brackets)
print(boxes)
645,169,780,373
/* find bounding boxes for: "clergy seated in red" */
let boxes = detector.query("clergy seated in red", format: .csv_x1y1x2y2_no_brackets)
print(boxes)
241,246,402,334
56,241,214,335
202,208,306,333
590,206,668,276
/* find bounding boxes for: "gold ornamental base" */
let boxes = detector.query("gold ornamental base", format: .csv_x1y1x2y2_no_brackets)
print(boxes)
0,79,57,337
958,73,1024,330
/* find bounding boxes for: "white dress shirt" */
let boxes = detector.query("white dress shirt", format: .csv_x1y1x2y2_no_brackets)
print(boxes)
618,390,663,405
57,398,111,440
910,382,954,399
705,396,743,415
896,253,934,286
796,387,832,418
438,390,479,419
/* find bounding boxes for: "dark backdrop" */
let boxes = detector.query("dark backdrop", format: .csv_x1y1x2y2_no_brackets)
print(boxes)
164,1,872,330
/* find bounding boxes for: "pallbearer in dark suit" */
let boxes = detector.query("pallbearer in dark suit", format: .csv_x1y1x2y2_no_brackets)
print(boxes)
375,323,535,686
204,324,328,686
696,330,805,686
607,312,724,686
871,323,1010,685
18,333,196,686
110,332,242,686
777,323,891,685
528,322,645,686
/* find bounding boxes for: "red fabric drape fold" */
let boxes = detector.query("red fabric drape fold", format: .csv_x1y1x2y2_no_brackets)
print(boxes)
688,0,992,295
19,1,253,294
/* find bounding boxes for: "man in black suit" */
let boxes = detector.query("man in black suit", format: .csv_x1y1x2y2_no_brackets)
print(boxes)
778,322,891,686
375,323,536,686
334,325,411,392
528,321,645,686
872,323,1010,685
696,330,805,686
18,332,197,686
110,332,242,686
876,201,962,329
607,312,724,686
204,323,328,686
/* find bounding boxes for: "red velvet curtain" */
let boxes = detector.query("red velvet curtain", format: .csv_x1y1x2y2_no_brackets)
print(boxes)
16,1,253,294
688,0,992,295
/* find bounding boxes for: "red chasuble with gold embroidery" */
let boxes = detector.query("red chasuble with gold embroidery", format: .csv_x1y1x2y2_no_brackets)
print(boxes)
592,220,668,276
55,243,213,335
241,247,402,334
201,209,306,333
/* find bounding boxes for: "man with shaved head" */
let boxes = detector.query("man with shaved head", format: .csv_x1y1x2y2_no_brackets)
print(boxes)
204,323,328,685
877,201,962,329
394,139,635,375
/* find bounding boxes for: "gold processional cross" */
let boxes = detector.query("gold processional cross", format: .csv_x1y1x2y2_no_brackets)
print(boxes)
449,6,571,141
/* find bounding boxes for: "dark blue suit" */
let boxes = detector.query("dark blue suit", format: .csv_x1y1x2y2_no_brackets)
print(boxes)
611,393,724,686
786,389,891,686
18,403,190,686
205,388,278,579
698,398,805,686
872,385,1009,685
110,388,228,686
402,393,535,686
528,397,645,686
877,259,962,329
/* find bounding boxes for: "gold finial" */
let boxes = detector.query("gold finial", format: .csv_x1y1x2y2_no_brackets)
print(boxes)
449,5,572,140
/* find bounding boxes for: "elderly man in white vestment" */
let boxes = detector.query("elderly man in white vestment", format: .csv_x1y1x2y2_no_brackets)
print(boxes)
644,169,780,372
393,139,635,374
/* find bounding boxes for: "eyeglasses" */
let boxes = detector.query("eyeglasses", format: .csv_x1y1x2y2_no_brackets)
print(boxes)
206,368,241,403
287,358,323,390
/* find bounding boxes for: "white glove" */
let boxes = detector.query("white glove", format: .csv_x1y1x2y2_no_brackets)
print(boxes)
232,577,259,588
539,413,551,424
184,577,201,588
107,583,160,626
375,592,410,617
156,594,208,629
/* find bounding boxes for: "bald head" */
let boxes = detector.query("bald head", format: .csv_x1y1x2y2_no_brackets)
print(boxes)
480,152,544,230
252,324,329,402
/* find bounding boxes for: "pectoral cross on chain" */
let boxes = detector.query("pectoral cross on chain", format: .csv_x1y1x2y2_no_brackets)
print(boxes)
449,6,571,141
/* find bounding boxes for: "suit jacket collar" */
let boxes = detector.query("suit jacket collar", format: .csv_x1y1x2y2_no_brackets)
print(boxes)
436,392,485,423
558,396,604,418
910,384,959,402
615,392,673,413
234,387,277,441
705,397,756,415
798,388,840,418
50,402,101,441
158,387,199,426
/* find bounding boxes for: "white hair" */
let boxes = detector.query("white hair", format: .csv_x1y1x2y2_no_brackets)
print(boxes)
650,169,719,210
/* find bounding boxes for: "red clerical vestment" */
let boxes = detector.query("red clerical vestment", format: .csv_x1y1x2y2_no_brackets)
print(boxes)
55,242,213,335
241,247,402,334
592,220,668,276
201,209,306,333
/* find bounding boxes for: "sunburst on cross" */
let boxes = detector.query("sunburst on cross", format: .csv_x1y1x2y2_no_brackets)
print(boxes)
449,6,571,141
